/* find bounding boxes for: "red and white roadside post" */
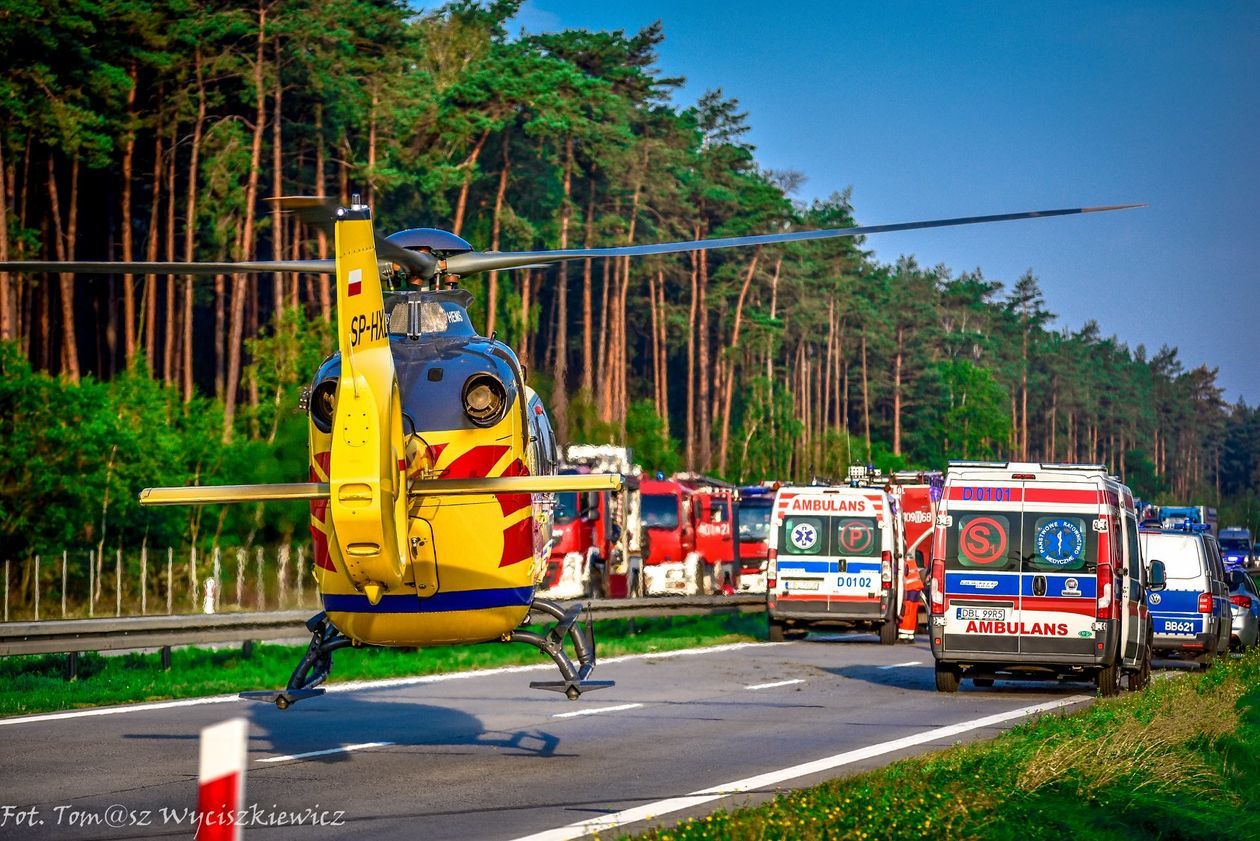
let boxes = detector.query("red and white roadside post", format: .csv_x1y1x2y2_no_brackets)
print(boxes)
195,717,248,841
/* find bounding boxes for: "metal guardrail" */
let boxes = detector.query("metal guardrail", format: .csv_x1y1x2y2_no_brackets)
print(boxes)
0,595,765,657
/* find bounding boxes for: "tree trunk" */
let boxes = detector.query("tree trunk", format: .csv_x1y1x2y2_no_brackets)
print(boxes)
551,136,574,437
121,65,138,365
718,247,761,475
313,102,330,320
485,134,510,336
162,117,177,383
861,330,871,460
697,244,711,469
183,45,207,402
892,326,904,456
451,127,490,237
580,178,595,394
271,38,284,316
685,247,698,469
656,271,669,437
0,135,9,342
223,2,268,441
143,112,163,368
47,156,80,382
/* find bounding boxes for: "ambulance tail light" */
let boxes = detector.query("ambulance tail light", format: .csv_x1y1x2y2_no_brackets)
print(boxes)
1096,566,1113,620
930,557,945,614
767,548,777,589
1198,592,1213,614
881,551,893,590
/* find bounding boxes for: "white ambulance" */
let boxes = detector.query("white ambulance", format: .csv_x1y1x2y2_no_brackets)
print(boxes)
928,461,1161,695
766,481,904,644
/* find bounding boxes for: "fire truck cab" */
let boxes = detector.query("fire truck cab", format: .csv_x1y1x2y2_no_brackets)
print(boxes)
541,445,643,599
641,474,740,595
736,485,777,593
929,461,1160,696
766,473,904,644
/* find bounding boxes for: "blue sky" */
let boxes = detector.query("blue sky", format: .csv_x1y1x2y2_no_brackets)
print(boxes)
508,0,1260,403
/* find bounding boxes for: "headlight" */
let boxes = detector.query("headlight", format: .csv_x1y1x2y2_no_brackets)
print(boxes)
462,373,507,427
309,379,338,433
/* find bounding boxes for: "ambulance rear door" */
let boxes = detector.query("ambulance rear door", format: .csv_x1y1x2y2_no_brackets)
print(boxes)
942,479,1024,655
1017,478,1101,658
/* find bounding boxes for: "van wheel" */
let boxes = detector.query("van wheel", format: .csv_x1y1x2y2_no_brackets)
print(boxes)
1126,642,1152,691
934,662,960,693
972,677,994,688
879,619,898,646
879,599,898,645
1096,662,1120,697
769,619,786,643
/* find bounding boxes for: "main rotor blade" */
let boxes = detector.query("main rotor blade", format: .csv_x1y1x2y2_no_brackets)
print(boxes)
140,482,330,506
0,259,335,275
443,204,1143,276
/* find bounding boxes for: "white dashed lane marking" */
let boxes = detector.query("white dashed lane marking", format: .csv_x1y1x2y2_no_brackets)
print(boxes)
744,679,806,690
552,703,644,719
258,741,395,764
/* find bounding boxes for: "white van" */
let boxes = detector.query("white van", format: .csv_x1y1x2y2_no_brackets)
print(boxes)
767,485,903,644
1139,527,1232,667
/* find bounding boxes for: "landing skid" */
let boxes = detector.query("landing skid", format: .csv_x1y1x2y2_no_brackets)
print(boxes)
241,611,351,710
514,598,613,700
241,598,612,710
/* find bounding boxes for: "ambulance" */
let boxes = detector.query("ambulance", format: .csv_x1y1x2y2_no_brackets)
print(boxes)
928,461,1161,696
766,480,904,644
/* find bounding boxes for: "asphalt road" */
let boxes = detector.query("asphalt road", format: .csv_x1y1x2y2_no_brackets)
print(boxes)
0,633,1100,841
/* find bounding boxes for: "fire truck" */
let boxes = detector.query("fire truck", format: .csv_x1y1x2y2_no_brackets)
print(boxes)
540,445,644,599
641,473,740,595
736,485,777,593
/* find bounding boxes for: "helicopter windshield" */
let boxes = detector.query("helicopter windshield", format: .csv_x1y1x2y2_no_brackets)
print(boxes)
386,293,477,338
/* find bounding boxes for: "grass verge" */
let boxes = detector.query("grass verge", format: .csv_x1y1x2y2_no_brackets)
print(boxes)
0,612,763,718
628,652,1260,841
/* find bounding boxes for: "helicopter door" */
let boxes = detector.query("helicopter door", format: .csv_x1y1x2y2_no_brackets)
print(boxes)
408,517,440,597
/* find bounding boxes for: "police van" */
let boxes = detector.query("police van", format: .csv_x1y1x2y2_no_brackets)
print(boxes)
929,461,1161,696
1139,525,1232,668
766,482,904,644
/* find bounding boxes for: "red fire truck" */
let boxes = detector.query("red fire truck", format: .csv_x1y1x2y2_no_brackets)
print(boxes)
541,445,644,599
641,474,740,595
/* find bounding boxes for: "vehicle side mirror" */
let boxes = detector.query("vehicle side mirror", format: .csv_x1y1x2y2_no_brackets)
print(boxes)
1148,559,1167,592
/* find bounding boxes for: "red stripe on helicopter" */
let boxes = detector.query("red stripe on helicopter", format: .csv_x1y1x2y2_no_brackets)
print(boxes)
499,518,535,567
441,445,511,479
497,458,531,517
309,453,336,571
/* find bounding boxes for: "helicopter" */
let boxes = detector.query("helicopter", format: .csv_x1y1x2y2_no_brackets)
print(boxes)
0,198,1139,708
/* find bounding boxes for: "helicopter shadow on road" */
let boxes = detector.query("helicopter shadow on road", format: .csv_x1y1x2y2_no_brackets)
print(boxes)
124,694,572,762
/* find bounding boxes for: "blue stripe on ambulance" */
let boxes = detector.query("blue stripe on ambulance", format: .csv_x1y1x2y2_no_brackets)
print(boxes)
944,571,1019,596
777,560,883,574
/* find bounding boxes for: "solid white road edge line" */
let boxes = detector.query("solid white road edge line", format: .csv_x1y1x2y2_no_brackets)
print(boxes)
878,661,923,670
258,741,395,764
0,640,786,727
507,694,1092,841
744,679,805,690
552,703,644,719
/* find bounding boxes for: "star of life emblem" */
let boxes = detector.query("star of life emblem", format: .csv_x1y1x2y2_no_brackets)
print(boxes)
791,523,819,551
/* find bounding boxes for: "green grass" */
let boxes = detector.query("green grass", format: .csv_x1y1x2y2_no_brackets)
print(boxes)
627,652,1260,841
0,612,763,718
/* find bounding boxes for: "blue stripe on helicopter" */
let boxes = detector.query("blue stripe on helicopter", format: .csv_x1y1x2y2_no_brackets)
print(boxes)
322,586,534,614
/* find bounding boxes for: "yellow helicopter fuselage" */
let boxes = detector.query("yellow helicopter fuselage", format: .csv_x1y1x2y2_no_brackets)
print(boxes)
307,298,558,647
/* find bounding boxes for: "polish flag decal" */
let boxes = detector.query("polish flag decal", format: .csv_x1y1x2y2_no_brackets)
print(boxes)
347,268,362,297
